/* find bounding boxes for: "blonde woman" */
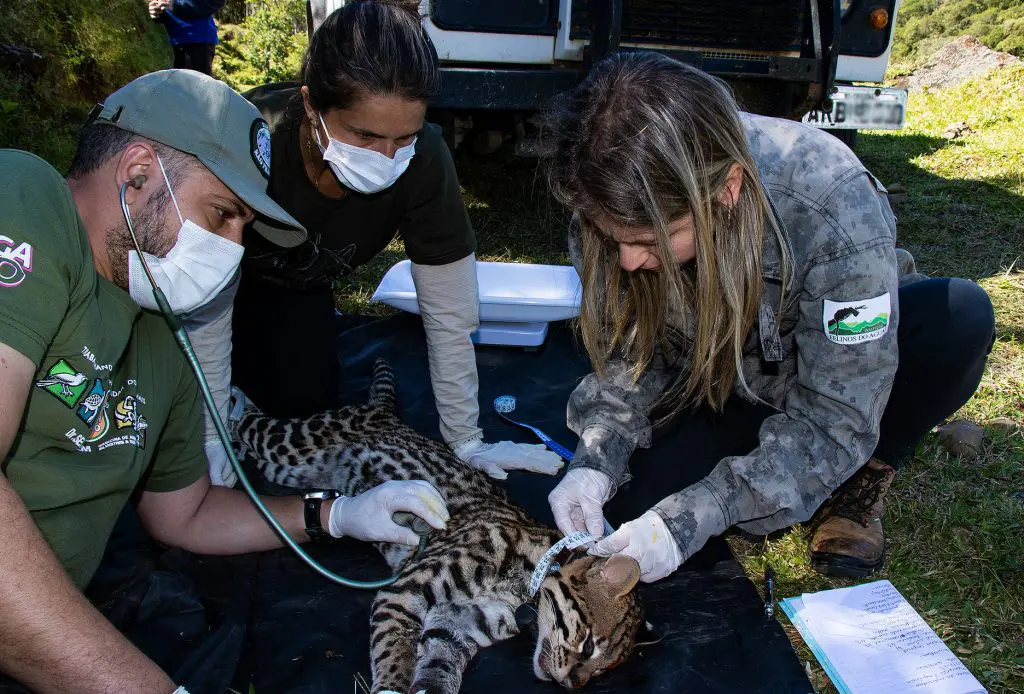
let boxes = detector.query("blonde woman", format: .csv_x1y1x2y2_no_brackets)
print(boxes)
542,52,994,582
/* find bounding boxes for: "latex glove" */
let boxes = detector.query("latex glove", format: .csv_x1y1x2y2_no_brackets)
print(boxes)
328,480,449,546
451,435,564,480
548,467,615,538
204,438,237,488
590,510,683,583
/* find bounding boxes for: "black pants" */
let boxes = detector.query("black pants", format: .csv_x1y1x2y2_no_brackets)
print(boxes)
172,43,215,75
232,276,342,418
605,277,995,524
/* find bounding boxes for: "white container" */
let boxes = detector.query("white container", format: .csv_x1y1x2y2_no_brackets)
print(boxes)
371,260,582,346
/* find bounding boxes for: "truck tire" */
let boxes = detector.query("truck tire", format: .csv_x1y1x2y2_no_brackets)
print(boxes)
825,128,858,151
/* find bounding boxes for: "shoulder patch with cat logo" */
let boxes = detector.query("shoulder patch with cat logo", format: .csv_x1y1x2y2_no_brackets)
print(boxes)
823,294,890,344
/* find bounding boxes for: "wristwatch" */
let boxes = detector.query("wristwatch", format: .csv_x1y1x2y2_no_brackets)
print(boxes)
303,489,342,542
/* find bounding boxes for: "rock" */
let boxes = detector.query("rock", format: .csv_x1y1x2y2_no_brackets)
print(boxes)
907,36,1019,91
935,419,985,457
887,183,909,205
986,417,1019,435
942,121,973,139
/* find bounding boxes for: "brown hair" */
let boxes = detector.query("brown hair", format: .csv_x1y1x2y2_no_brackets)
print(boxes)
302,0,439,112
540,51,787,415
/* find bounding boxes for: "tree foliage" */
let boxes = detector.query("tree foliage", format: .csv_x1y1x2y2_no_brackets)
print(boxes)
215,0,307,91
894,0,1024,64
242,0,306,83
0,0,170,167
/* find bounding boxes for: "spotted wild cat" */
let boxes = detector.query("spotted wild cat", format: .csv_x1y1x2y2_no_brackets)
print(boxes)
234,359,644,693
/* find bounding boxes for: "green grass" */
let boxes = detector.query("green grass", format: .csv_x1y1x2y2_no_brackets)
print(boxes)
334,66,1024,694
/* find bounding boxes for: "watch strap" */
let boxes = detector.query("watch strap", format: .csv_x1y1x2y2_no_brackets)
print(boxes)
303,489,341,542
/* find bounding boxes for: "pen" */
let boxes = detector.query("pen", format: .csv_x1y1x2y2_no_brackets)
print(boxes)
764,565,775,620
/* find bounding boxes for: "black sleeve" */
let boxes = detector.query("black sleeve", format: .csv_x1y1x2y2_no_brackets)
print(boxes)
170,0,227,20
399,129,477,266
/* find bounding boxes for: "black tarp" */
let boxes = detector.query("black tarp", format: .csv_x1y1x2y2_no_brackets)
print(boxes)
4,315,813,694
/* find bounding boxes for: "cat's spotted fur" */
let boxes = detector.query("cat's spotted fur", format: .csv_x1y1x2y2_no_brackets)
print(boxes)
235,359,643,693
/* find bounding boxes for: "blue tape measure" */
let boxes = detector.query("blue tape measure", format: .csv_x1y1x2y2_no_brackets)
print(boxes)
493,395,574,462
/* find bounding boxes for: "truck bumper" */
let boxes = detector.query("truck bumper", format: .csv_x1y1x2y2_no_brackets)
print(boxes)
433,67,584,110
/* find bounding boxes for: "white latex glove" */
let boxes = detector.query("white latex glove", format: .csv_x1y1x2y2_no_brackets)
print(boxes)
590,510,684,583
328,480,450,546
548,467,615,538
451,435,564,480
204,438,236,488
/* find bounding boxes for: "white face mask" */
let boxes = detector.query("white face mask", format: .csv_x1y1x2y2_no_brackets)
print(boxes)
315,114,416,194
128,155,245,315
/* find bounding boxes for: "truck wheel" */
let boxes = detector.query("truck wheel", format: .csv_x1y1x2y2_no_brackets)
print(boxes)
825,129,858,151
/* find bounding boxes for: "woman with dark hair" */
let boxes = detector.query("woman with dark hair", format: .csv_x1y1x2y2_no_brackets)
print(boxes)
542,51,995,582
187,0,563,488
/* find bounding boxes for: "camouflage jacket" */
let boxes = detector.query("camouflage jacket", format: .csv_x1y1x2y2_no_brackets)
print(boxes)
567,113,905,562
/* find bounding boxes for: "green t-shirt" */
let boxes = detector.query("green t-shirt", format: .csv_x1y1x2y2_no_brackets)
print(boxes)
239,82,477,289
0,150,207,589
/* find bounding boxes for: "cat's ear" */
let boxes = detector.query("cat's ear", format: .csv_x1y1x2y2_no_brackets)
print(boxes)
591,554,641,598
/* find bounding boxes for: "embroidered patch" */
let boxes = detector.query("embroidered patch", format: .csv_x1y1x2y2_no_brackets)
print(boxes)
113,395,146,449
0,235,34,288
115,395,138,429
36,359,89,406
823,293,890,344
85,402,111,442
250,118,272,180
76,380,110,426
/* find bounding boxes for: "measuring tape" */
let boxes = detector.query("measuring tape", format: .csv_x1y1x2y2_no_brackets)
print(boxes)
528,530,596,596
493,395,575,462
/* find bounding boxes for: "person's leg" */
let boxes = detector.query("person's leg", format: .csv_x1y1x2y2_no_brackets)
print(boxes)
171,44,189,70
810,277,995,577
194,43,215,76
603,397,776,525
231,273,340,418
875,277,995,466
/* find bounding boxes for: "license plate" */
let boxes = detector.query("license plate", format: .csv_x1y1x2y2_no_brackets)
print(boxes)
802,86,907,130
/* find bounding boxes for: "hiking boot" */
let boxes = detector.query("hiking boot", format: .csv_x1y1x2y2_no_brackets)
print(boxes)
809,457,895,578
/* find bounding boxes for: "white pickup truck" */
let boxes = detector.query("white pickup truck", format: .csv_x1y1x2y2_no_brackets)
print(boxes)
309,0,907,152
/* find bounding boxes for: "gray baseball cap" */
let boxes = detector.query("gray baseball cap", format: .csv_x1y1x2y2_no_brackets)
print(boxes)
93,69,306,247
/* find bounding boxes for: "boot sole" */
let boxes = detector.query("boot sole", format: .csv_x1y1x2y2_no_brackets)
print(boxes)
810,550,885,579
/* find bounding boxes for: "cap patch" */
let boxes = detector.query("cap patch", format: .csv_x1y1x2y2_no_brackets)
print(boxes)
250,119,272,180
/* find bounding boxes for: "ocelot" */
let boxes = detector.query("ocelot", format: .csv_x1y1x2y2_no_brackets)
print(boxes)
234,359,644,693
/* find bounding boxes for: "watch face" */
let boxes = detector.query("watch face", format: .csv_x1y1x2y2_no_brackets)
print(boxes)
306,489,340,500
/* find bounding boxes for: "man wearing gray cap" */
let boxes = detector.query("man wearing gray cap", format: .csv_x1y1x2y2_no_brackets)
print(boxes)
0,69,448,693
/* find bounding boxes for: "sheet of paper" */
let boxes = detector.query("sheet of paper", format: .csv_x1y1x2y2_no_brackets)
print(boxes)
783,580,986,694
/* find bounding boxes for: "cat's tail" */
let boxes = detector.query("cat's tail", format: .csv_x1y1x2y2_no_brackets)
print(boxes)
368,358,397,412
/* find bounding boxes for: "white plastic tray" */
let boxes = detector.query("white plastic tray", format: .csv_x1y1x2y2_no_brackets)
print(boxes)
370,260,581,346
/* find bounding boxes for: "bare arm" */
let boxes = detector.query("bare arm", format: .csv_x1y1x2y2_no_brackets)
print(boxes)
0,343,175,693
137,472,320,554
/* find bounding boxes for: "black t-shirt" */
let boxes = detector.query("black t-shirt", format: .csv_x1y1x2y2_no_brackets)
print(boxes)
241,82,476,288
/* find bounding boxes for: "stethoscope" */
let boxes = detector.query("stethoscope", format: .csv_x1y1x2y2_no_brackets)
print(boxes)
119,177,427,589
